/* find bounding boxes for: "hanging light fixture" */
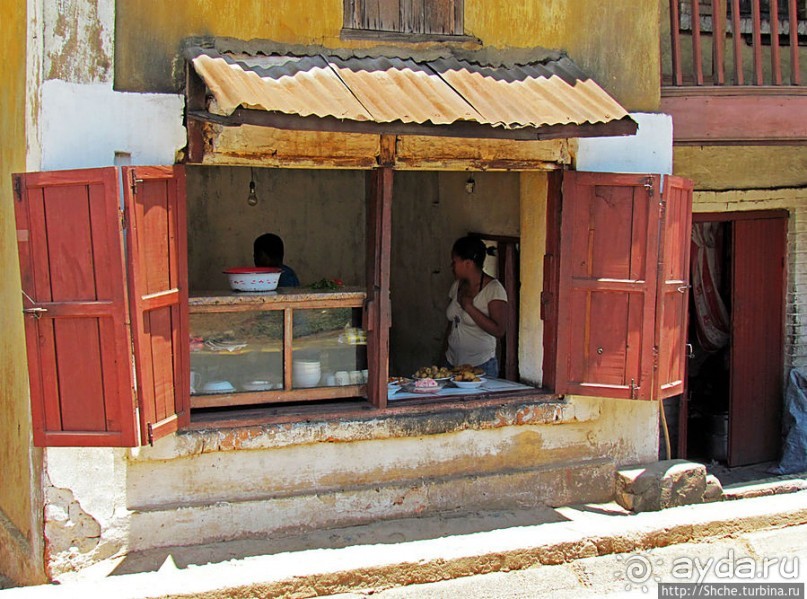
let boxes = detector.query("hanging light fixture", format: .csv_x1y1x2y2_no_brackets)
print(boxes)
247,167,259,206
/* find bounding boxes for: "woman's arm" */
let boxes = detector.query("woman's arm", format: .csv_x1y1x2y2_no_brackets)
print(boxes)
459,298,507,338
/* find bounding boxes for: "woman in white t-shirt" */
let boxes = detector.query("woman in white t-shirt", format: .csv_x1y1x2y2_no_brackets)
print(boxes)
445,236,508,379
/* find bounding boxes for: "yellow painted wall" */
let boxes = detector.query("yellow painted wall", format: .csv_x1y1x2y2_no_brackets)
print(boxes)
0,0,45,585
674,146,807,191
115,0,659,110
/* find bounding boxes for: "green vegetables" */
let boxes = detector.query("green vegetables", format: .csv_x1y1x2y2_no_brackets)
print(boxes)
309,278,344,290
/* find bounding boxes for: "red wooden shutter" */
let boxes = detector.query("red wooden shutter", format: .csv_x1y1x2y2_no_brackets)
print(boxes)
655,176,694,399
555,172,662,400
14,169,140,446
122,166,190,445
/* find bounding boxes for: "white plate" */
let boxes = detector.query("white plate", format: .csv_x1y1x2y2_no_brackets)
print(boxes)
242,381,272,392
202,381,236,393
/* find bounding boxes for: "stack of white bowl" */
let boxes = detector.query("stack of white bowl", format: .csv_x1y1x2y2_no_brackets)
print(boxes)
292,359,321,388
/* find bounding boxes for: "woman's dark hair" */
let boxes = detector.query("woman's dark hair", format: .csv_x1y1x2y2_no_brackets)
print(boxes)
452,236,495,270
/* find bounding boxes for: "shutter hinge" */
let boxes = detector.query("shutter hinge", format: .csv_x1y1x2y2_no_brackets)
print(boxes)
129,169,143,195
119,208,127,230
652,345,659,371
643,177,654,196
147,422,155,446
14,176,22,201
630,378,638,399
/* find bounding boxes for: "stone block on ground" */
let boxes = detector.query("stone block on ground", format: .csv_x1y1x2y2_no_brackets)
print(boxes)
615,459,707,512
703,474,724,503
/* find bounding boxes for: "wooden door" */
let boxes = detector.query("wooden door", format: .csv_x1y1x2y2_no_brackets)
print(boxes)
729,216,786,466
14,169,140,446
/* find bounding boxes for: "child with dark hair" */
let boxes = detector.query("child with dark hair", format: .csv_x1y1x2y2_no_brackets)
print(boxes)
253,233,300,287
445,236,507,378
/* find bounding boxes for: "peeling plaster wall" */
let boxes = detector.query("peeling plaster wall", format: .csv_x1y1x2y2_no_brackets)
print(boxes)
43,448,129,576
35,0,185,170
43,0,113,83
42,395,657,571
0,0,46,586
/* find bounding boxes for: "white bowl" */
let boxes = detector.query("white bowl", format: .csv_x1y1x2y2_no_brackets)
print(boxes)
451,377,486,389
223,267,281,292
293,371,321,388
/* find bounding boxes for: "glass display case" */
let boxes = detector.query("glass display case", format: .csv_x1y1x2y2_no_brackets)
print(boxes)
189,288,367,408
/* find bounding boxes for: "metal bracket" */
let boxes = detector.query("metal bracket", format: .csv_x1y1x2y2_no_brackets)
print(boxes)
129,169,144,195
630,378,639,399
22,307,48,319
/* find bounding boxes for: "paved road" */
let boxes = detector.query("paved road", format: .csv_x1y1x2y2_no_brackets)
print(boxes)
328,524,807,599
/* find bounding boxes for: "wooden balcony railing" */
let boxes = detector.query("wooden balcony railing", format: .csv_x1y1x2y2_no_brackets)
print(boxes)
666,0,805,86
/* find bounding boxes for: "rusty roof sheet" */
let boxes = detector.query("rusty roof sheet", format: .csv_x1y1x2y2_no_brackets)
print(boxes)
187,46,631,134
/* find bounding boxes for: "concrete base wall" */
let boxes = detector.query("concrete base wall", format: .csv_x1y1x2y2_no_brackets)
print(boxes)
40,395,658,577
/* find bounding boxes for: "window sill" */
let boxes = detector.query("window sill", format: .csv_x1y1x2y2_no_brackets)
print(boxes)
339,28,481,45
132,389,597,461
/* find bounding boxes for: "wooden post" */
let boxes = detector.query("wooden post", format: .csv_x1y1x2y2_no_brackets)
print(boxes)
731,0,745,84
691,0,705,84
365,167,393,408
790,0,801,84
670,0,684,86
713,0,726,84
770,0,783,85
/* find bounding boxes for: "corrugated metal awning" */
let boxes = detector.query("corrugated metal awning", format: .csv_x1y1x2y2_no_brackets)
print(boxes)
185,44,637,141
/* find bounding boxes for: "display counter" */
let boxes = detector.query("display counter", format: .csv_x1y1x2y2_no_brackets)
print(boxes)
189,288,367,408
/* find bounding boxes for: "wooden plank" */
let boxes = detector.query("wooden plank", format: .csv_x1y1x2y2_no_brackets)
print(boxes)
670,0,684,86
425,0,452,34
284,308,293,391
693,209,790,222
190,385,366,409
655,176,694,400
190,110,639,144
691,0,705,84
713,0,726,84
377,0,400,31
770,0,782,85
661,93,807,143
731,0,745,84
729,217,786,466
790,0,801,84
501,241,519,381
541,171,562,391
453,0,464,35
752,0,764,84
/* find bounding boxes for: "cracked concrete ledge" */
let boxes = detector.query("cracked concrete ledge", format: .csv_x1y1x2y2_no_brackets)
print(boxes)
723,475,807,500
4,489,806,599
131,397,588,462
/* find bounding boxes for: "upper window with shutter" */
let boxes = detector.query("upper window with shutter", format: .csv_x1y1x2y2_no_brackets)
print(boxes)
342,0,467,40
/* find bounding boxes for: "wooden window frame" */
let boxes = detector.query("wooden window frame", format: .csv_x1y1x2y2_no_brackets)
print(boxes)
341,0,476,42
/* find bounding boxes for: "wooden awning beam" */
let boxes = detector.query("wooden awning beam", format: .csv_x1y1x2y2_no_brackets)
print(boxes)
187,109,638,143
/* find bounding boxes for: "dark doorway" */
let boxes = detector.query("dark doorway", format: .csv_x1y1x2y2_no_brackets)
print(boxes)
685,211,787,467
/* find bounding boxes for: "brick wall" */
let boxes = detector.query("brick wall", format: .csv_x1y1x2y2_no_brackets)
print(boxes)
693,188,807,371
